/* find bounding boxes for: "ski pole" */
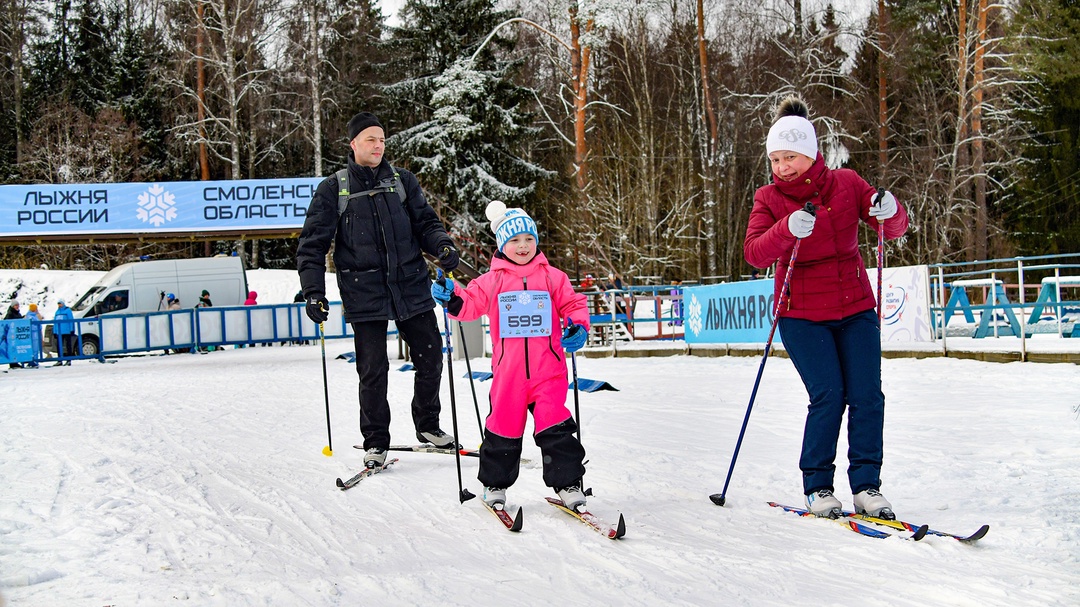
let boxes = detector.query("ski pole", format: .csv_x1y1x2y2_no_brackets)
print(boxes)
874,187,886,322
567,318,582,443
456,319,485,438
438,270,475,503
319,319,333,456
710,202,816,507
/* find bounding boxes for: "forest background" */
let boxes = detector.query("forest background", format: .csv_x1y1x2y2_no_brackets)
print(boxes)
0,0,1076,284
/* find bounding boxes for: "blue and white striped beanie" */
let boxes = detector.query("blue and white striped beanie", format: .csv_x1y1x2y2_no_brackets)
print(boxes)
486,200,538,251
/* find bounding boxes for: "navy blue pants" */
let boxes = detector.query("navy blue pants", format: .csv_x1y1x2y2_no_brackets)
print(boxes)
778,308,884,496
352,310,443,450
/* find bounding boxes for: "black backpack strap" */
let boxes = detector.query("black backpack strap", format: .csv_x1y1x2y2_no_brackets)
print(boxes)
335,168,350,216
336,165,407,216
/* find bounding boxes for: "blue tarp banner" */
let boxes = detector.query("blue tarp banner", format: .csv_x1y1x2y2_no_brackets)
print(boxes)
572,378,618,392
681,280,779,344
0,178,322,237
0,319,34,364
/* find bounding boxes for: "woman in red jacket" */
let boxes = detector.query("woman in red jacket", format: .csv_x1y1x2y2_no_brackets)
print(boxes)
744,97,909,519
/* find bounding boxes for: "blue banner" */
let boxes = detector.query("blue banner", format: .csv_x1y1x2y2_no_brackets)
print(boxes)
681,280,779,344
0,178,323,237
0,319,34,364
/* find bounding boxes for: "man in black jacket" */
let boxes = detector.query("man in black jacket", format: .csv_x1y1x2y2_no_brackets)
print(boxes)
297,111,460,469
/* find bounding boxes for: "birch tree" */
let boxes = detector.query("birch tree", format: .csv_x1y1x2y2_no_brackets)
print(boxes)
165,0,287,179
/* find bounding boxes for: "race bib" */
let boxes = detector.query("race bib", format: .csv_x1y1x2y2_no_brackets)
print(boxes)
498,290,552,338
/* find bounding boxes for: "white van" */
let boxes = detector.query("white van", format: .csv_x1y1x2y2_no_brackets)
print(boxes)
68,256,248,355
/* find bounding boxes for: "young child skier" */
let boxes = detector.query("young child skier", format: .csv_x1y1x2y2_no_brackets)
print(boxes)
430,201,591,511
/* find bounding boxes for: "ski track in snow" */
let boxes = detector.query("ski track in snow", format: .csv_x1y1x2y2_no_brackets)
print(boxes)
1,332,1079,604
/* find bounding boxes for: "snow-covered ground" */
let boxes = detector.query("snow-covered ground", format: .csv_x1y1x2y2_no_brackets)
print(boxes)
2,270,1079,606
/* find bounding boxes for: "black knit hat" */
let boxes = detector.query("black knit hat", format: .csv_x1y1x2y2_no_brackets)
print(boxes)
347,112,383,140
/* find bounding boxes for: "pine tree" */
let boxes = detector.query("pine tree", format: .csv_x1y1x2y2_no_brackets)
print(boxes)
385,0,551,253
70,0,113,115
25,0,77,107
1008,0,1080,254
108,5,175,179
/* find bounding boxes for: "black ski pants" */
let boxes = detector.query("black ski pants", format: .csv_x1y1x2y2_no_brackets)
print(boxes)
352,310,443,450
478,417,586,490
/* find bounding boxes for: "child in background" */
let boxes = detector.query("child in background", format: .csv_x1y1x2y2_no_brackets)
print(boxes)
431,201,591,511
26,303,42,367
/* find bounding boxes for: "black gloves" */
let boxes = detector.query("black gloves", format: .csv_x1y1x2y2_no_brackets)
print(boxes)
438,245,459,272
305,295,329,323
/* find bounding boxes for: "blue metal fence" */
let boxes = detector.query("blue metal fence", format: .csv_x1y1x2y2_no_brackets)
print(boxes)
27,302,361,364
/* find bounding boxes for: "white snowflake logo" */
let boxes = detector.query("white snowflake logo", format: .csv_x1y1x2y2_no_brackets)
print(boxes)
516,292,533,305
136,184,177,227
687,293,703,337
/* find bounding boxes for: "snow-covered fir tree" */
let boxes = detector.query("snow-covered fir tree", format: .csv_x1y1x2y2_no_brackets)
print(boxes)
383,0,552,251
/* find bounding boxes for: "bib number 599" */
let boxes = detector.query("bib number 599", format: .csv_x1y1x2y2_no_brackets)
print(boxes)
507,314,544,328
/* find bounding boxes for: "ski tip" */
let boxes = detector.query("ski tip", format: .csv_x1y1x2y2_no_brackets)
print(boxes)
912,524,930,541
612,513,626,539
961,524,990,543
511,507,524,532
335,478,346,489
709,493,726,506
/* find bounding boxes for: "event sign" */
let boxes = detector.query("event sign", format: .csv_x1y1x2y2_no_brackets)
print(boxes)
682,280,777,344
0,319,33,364
682,264,933,344
867,265,934,342
0,178,322,237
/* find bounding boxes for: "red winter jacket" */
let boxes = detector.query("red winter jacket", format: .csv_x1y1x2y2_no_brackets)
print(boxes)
743,154,909,322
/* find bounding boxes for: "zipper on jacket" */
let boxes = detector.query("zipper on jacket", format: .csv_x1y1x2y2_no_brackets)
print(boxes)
522,276,530,379
370,181,400,318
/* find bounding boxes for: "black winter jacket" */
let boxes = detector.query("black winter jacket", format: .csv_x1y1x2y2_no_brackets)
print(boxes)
296,156,454,323
4,304,21,320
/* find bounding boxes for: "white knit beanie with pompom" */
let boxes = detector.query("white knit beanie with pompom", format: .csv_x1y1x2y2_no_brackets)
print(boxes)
766,97,818,160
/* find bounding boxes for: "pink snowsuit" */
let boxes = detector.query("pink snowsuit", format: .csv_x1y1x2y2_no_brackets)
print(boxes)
450,252,590,438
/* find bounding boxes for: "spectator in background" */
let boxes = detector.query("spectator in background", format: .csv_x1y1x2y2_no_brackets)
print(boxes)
4,301,22,368
53,300,75,365
26,303,42,367
166,293,182,310
750,269,761,280
601,272,631,326
3,301,20,320
601,272,624,291
193,291,214,352
102,292,127,313
580,274,596,290
244,291,258,305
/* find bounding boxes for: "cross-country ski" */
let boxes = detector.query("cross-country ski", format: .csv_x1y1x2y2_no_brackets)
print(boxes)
335,458,399,490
